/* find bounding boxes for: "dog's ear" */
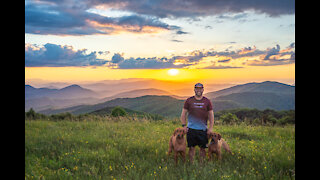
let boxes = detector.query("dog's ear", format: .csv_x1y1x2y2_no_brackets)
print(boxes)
218,133,221,140
173,128,179,136
207,132,212,139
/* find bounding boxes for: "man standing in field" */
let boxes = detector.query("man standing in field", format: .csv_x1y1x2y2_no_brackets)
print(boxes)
180,83,214,163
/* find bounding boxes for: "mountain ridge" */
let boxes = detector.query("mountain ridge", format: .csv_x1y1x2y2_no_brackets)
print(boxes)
34,81,295,116
205,81,294,99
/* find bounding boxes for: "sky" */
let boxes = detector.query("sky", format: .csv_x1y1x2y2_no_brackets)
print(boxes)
25,0,295,85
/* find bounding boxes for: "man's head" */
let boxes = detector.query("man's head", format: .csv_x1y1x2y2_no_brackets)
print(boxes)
194,83,204,97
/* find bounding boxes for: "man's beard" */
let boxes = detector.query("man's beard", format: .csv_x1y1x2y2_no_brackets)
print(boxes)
195,91,203,97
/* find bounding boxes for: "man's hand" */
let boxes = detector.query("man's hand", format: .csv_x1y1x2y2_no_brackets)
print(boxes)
183,126,188,134
180,108,188,133
207,110,214,136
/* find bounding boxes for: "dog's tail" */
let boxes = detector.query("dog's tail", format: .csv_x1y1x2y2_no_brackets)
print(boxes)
221,138,232,153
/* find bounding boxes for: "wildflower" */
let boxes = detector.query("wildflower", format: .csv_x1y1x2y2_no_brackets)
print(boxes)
73,166,78,171
109,165,113,171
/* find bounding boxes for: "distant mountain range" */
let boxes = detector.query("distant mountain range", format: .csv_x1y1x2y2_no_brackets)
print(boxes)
34,81,295,117
25,85,187,111
205,81,295,111
99,88,187,102
39,95,185,117
204,81,294,98
25,84,101,111
25,84,99,99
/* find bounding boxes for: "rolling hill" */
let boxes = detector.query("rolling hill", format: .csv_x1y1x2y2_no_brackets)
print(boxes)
37,81,295,117
99,88,187,102
89,106,164,120
25,84,100,99
39,95,185,117
214,92,295,111
25,84,101,111
205,81,294,98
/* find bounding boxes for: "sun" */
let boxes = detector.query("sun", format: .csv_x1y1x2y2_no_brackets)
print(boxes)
168,69,179,76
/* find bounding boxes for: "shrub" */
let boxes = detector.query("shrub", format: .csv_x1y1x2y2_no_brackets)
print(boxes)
25,108,36,119
25,108,47,120
50,112,74,121
111,106,127,117
220,112,239,125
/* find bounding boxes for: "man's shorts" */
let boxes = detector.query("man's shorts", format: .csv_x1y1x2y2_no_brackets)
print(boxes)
187,128,208,148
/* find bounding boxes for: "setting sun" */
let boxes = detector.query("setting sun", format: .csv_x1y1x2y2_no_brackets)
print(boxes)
168,69,179,76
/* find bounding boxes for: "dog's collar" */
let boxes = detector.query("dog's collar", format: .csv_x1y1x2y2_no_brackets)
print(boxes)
210,138,216,145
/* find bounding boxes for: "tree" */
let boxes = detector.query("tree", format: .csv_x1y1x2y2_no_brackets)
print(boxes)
26,108,36,119
220,112,239,125
111,106,127,117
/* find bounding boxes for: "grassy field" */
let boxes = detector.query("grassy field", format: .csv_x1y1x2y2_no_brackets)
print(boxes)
25,118,295,179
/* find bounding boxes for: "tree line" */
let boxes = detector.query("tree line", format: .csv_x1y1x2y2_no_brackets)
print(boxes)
25,106,164,121
215,108,295,126
26,107,295,126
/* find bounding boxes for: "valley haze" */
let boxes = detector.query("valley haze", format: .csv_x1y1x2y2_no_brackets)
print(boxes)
25,79,295,117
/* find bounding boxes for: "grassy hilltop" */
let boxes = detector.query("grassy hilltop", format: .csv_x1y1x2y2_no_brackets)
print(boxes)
25,117,295,179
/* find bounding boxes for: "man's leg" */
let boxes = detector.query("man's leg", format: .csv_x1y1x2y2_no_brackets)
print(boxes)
199,130,208,163
188,147,195,163
199,148,206,163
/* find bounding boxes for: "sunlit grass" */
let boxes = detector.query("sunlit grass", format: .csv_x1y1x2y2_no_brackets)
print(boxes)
25,118,295,179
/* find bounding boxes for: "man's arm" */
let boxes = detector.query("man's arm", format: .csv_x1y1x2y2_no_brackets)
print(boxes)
180,108,188,131
180,108,188,125
207,110,214,133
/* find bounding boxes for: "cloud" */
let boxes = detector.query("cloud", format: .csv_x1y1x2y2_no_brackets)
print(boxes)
25,43,108,67
25,0,294,36
171,39,183,43
87,0,294,18
176,30,189,35
238,46,257,55
202,65,243,69
218,59,231,63
26,42,295,68
111,53,124,63
243,44,295,66
263,44,280,60
25,0,184,36
115,57,184,69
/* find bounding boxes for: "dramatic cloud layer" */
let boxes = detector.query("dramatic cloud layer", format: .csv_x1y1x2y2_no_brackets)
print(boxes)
25,0,182,35
25,0,294,36
107,0,295,18
26,43,295,68
25,43,109,66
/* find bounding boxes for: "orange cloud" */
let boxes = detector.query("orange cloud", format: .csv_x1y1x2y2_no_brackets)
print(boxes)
86,19,169,35
238,46,256,55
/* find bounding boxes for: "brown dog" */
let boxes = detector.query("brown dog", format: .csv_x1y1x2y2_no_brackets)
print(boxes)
207,132,231,160
167,127,186,164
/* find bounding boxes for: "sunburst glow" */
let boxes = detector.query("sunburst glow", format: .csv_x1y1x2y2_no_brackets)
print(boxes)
168,69,179,76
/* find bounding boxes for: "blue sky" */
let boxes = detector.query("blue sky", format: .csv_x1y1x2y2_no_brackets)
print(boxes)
25,0,295,83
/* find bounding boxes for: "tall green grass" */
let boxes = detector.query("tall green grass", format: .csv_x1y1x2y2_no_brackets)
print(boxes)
25,118,295,179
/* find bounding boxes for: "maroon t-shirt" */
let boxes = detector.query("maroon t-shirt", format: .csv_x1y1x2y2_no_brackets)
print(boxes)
183,96,213,130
